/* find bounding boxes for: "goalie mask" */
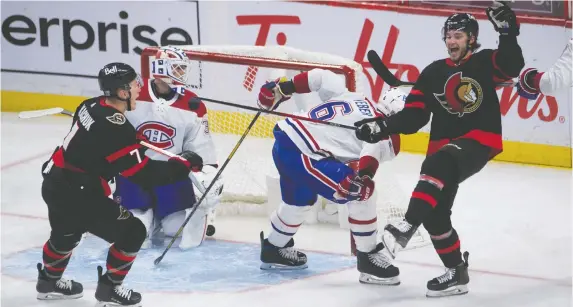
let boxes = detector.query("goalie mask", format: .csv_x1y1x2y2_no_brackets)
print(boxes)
377,87,406,117
152,46,192,89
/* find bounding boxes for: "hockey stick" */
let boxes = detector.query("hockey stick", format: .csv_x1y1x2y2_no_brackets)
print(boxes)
367,50,415,87
18,108,74,119
194,97,357,131
17,107,206,193
153,111,263,265
367,49,516,87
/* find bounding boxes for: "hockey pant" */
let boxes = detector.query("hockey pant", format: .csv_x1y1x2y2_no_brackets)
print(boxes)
268,126,378,252
41,166,145,283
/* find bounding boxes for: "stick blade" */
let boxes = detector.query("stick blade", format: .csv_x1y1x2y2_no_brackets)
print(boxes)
367,50,415,87
154,255,164,266
18,108,65,119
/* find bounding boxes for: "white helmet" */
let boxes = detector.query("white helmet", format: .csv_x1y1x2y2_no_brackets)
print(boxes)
377,87,407,117
151,46,192,87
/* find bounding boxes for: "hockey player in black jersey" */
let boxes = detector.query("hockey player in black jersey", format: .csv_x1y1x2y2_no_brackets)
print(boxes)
354,1,524,298
36,62,203,306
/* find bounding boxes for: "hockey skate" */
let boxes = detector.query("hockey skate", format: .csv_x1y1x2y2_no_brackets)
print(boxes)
357,243,400,286
259,231,308,270
381,219,419,259
94,266,142,307
426,251,470,298
36,263,83,300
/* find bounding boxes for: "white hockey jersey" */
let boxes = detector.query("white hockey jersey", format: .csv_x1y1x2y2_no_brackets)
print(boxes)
276,69,399,170
539,39,572,96
127,78,217,165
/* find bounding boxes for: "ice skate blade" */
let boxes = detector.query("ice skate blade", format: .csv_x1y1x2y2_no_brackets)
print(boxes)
260,262,308,270
381,231,402,259
426,284,468,298
359,273,400,286
37,292,83,300
95,300,142,307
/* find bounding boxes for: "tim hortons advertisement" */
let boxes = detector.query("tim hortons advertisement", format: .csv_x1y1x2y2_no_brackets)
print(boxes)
198,1,571,148
1,1,199,78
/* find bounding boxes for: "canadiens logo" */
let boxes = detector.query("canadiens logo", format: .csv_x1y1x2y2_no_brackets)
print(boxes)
433,72,483,117
137,121,176,149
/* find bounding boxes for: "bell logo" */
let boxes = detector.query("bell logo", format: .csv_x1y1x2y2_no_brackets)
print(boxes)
104,66,118,75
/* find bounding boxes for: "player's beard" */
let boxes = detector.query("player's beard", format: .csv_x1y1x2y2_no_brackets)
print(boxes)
448,44,468,63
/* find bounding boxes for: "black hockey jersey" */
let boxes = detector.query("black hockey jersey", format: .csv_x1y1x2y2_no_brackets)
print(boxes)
385,35,524,157
43,96,190,196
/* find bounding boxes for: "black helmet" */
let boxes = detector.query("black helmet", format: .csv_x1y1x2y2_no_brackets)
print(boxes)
98,62,138,99
442,13,480,50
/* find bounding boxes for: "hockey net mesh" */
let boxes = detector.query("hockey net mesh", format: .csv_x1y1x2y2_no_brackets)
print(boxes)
141,45,429,250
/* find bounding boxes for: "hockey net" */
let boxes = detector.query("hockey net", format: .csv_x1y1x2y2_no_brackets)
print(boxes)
140,45,429,253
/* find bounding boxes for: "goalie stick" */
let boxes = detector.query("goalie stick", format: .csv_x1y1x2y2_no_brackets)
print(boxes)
17,107,206,193
367,50,516,88
154,111,263,265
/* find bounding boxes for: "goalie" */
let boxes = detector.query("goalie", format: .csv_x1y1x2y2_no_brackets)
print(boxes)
114,47,223,250
257,68,405,286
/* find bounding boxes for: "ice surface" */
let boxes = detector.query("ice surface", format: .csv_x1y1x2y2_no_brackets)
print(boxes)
1,112,571,307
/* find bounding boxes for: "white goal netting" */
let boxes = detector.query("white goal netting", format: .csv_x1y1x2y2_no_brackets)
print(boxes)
140,45,429,253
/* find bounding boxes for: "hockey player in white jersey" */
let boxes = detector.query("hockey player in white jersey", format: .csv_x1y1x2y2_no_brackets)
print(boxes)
114,47,223,250
517,39,572,99
257,68,404,285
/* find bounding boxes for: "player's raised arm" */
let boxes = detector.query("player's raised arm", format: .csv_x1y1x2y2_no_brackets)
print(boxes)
257,68,347,110
486,1,524,83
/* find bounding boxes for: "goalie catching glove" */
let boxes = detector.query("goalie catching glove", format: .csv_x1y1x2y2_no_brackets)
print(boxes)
257,77,295,110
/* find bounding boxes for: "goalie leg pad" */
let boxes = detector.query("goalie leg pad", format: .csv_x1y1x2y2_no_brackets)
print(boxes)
161,209,208,250
130,208,154,249
347,191,378,253
268,202,311,248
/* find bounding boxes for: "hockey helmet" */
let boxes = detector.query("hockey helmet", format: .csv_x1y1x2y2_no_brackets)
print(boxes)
377,87,406,117
98,62,141,98
442,13,479,43
152,46,192,86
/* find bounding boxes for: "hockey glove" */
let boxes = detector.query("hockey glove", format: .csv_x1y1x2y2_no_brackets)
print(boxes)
257,77,293,110
334,173,375,202
516,68,541,100
486,1,520,36
354,117,390,144
169,150,203,172
193,165,224,210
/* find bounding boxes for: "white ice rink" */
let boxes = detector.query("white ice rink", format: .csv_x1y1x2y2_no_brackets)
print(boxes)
1,112,571,307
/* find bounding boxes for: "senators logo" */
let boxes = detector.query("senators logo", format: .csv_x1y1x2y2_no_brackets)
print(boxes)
434,72,483,117
137,121,176,149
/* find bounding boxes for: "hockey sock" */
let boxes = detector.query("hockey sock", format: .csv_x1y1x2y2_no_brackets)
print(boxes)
430,228,462,268
104,244,137,284
42,240,74,279
268,202,310,247
347,196,378,253
404,174,445,226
